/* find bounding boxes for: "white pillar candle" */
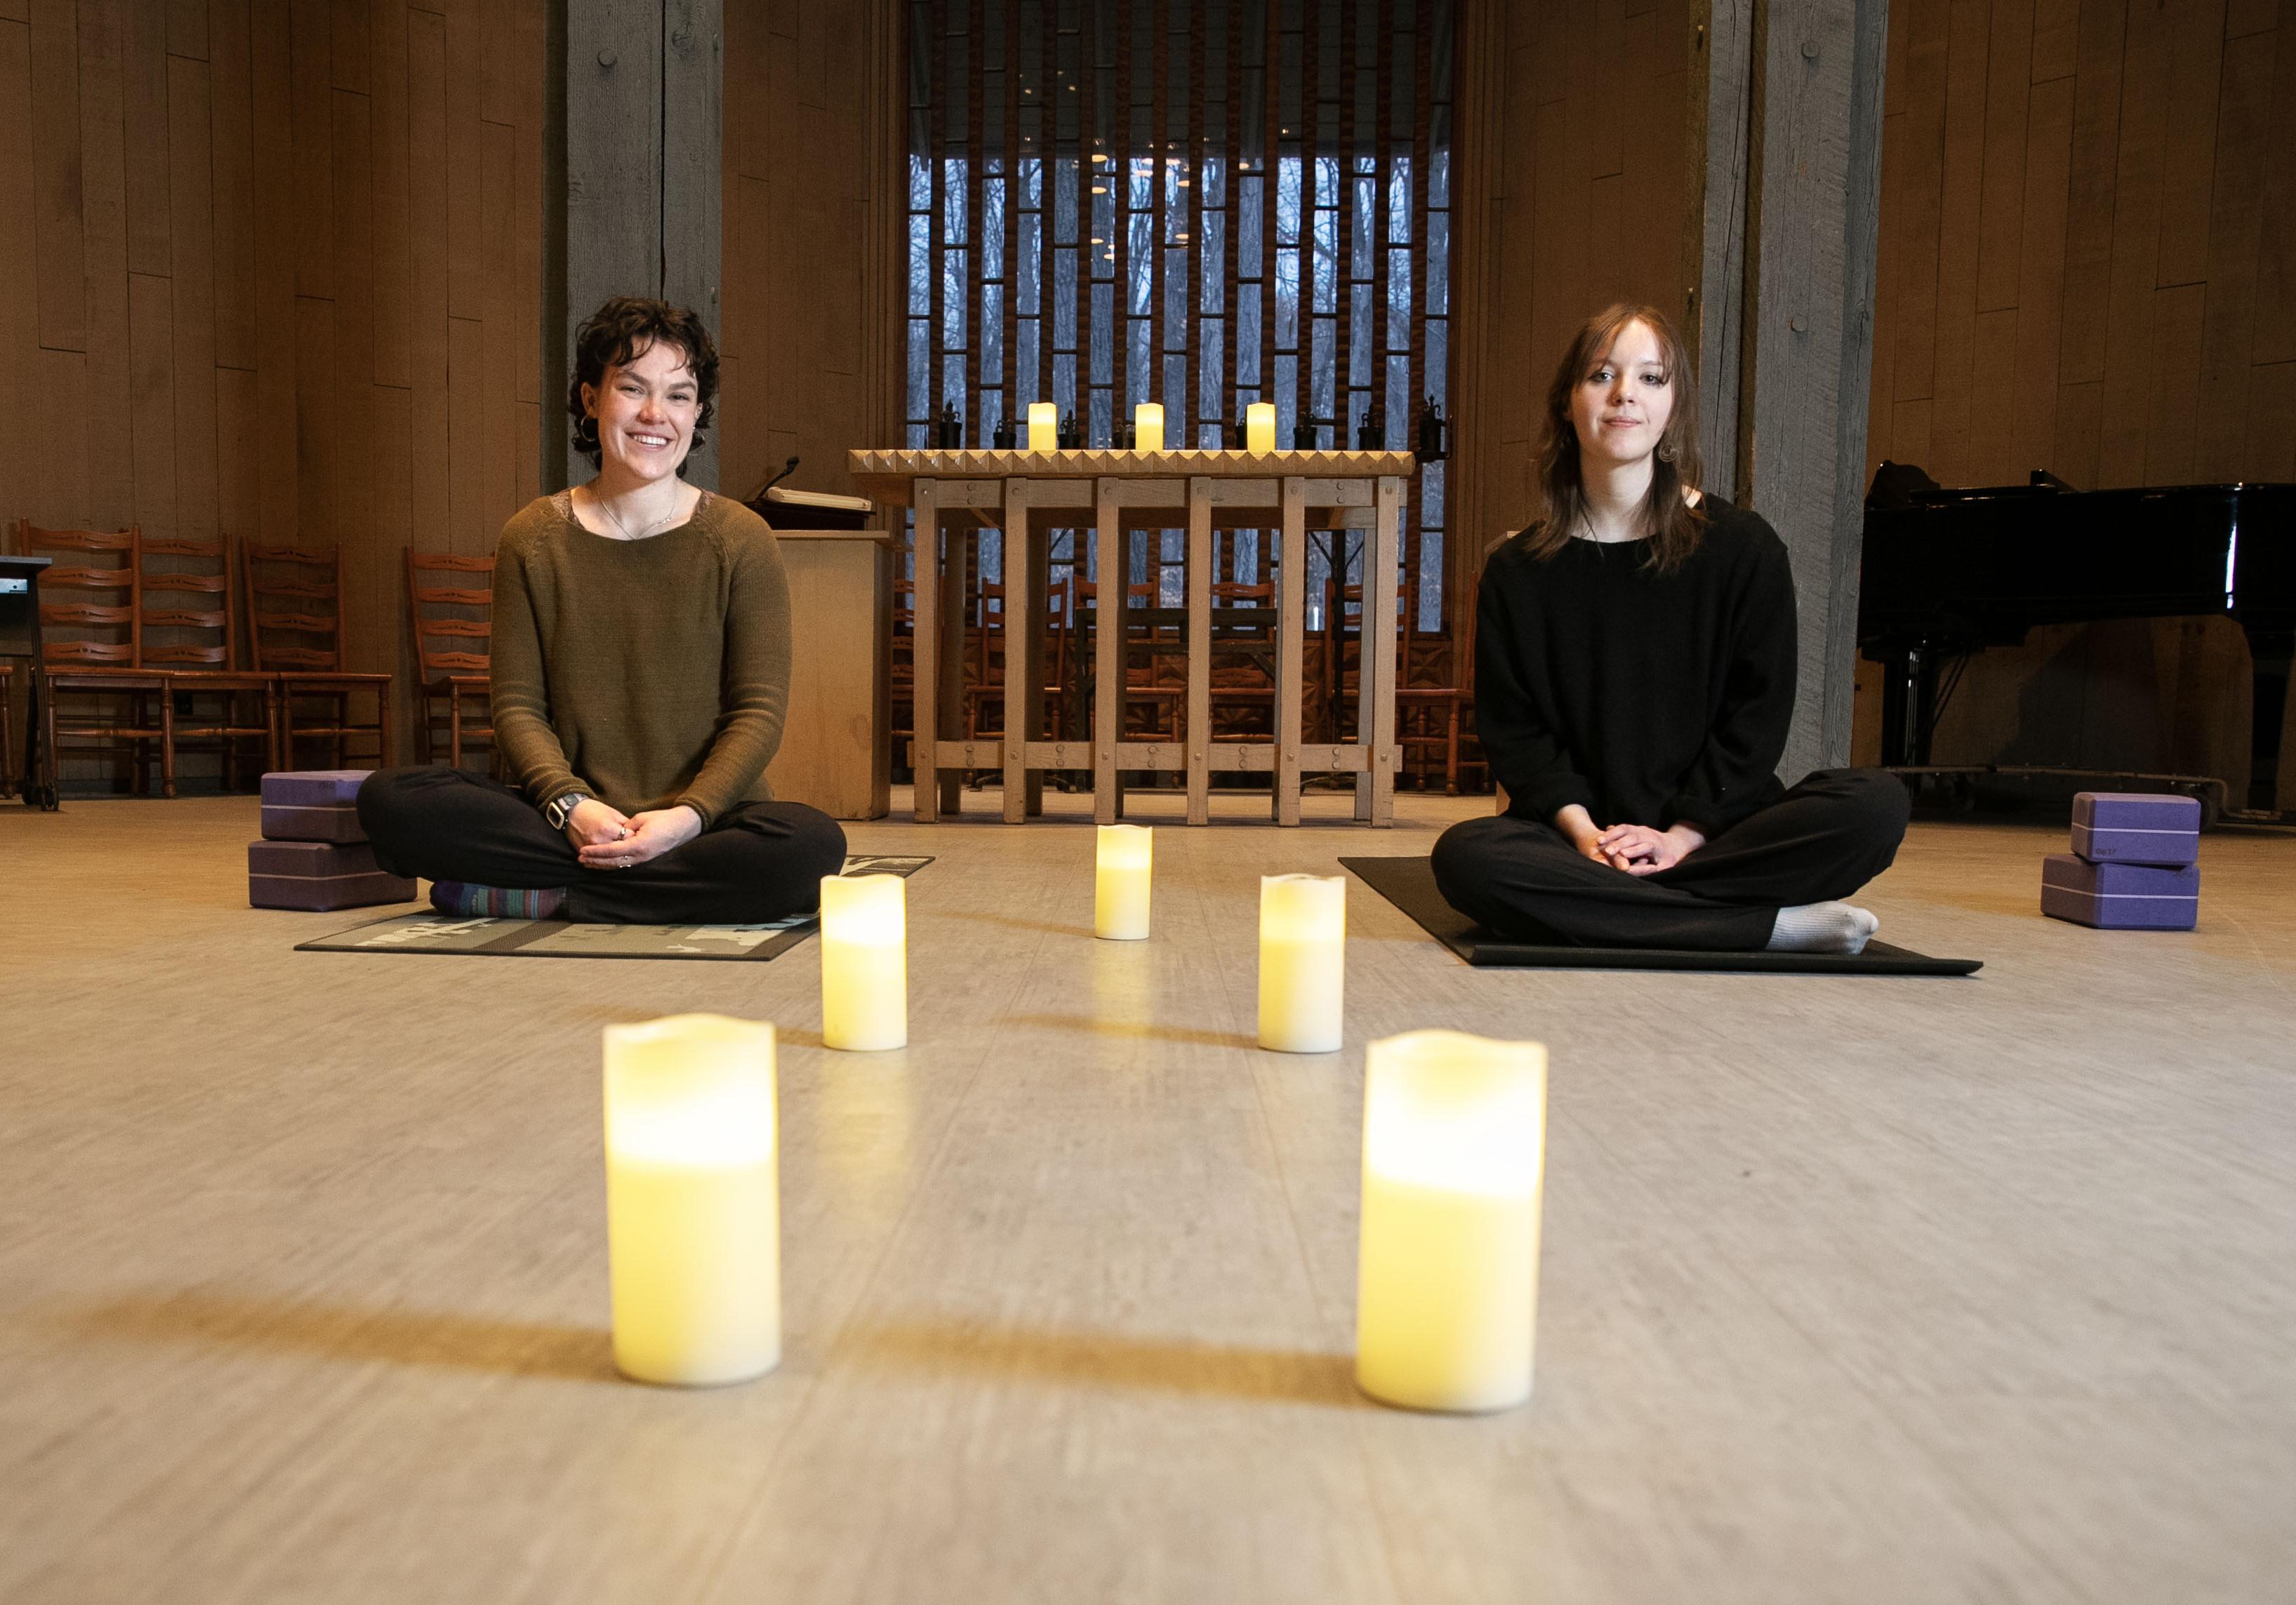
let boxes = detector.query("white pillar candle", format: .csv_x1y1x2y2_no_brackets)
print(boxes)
1028,401,1059,452
1246,401,1277,455
1134,401,1164,452
820,873,908,1051
604,1014,781,1387
1094,823,1153,940
1355,1030,1548,1413
1257,873,1346,1053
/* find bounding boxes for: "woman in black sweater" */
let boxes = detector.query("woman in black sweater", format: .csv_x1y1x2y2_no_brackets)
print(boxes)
1431,304,1908,952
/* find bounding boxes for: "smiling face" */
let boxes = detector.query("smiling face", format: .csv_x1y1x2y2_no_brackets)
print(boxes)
1567,317,1678,472
582,338,700,485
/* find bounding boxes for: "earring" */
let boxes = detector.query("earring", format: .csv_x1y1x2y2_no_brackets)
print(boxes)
1657,441,1678,462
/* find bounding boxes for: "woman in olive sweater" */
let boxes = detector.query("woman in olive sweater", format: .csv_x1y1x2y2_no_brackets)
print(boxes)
358,296,847,924
1431,304,1908,952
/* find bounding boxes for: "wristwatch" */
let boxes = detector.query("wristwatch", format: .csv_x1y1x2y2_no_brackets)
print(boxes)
544,791,591,831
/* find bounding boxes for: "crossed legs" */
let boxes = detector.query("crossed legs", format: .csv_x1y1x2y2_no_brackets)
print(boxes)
357,766,849,924
1431,769,1911,951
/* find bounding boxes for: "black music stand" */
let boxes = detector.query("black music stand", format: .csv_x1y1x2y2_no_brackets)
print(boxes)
1,554,58,809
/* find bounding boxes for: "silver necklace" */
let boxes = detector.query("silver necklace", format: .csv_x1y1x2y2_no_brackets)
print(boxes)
584,485,682,541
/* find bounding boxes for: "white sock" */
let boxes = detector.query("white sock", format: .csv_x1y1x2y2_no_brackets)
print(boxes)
1767,901,1880,955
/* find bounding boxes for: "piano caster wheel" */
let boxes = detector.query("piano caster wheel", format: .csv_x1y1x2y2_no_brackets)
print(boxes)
1946,775,1977,815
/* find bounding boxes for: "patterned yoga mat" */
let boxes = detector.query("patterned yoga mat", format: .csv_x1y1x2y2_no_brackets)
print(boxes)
294,855,934,961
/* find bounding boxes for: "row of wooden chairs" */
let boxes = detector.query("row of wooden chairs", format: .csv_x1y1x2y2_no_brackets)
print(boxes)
1,522,391,798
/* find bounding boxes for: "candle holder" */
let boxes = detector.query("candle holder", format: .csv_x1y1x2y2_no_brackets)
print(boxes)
820,874,908,1051
604,1014,782,1387
1134,401,1164,453
1355,1030,1547,1413
1028,401,1058,453
1094,824,1153,940
1416,394,1447,461
1257,874,1346,1053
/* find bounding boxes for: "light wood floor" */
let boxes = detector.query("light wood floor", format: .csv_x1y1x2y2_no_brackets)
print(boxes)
3,788,2292,1604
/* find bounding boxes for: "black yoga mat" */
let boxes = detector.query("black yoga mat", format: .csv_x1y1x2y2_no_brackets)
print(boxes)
296,855,934,961
1341,855,1982,977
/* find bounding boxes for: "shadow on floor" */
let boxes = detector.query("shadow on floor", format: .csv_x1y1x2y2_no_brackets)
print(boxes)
1007,1012,1261,1051
55,1291,614,1383
847,1317,1363,1407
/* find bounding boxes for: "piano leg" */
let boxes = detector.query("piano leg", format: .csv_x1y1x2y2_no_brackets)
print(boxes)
1878,644,1937,768
1878,647,1912,766
2241,622,2292,813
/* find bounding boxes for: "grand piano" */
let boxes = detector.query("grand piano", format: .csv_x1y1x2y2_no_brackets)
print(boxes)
1859,470,2296,815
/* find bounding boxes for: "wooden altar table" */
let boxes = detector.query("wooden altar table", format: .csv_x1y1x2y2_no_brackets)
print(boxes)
849,448,1414,826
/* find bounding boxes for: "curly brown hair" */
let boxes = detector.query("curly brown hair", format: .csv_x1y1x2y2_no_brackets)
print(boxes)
1513,302,1706,575
567,295,720,467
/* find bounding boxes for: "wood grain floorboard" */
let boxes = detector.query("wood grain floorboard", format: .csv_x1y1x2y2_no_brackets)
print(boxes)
1,791,2291,1603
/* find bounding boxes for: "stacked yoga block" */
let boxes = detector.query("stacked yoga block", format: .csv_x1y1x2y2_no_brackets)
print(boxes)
2040,792,2201,931
249,771,418,912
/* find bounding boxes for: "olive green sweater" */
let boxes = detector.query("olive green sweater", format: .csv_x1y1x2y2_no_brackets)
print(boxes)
490,490,792,825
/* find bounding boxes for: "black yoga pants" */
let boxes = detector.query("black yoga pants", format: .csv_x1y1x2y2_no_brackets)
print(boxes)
357,765,849,924
1429,768,1912,951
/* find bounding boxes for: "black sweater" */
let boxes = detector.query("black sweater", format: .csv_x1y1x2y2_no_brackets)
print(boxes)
1473,499,1798,836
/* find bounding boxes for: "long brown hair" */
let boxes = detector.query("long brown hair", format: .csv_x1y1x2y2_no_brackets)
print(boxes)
1514,302,1706,574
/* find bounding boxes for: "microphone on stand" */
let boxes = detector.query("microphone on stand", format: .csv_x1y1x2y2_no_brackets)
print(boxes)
757,455,801,498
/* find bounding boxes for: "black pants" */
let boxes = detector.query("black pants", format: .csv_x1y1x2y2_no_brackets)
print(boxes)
1430,768,1911,950
357,766,849,924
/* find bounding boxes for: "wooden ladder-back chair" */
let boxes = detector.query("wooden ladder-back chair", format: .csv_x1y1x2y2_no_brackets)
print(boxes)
242,540,394,769
20,520,175,797
404,548,495,768
1074,575,1182,745
142,535,277,785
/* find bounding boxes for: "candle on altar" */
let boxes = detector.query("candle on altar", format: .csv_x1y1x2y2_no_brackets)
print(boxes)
1256,873,1346,1053
1246,402,1277,455
1094,824,1153,940
1355,1030,1548,1413
820,874,908,1051
604,1013,781,1387
1028,401,1059,453
1134,403,1164,452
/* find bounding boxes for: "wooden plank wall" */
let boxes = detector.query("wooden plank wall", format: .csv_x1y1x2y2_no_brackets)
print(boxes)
1860,0,2296,799
0,0,546,767
1447,0,1694,612
717,0,902,505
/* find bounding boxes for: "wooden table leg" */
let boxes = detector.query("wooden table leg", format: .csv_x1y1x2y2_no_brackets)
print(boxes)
1367,477,1402,826
1276,477,1306,826
1186,477,1212,825
1002,479,1030,824
1024,505,1049,818
1094,481,1121,825
911,481,941,821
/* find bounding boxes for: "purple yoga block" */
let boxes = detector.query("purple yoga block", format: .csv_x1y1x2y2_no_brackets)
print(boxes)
2069,790,2201,867
260,769,373,808
2040,852,2198,931
260,802,367,843
247,839,416,911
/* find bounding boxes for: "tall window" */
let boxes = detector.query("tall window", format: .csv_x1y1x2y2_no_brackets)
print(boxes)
905,0,1454,632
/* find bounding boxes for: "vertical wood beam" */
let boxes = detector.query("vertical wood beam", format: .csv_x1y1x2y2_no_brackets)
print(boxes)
1694,0,1888,776
662,0,722,489
551,0,722,492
